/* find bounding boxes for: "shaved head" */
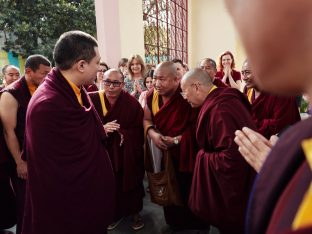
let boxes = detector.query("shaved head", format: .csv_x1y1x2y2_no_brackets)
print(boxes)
181,68,215,108
153,61,179,97
104,68,123,81
156,61,177,77
182,68,213,87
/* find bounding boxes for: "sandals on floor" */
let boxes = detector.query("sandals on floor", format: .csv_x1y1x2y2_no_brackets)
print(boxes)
107,218,123,230
131,216,145,231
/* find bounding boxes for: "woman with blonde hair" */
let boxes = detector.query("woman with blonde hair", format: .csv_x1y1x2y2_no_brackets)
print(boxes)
123,54,146,99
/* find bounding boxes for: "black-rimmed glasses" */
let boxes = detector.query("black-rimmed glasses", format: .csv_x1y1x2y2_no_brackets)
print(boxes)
103,80,123,87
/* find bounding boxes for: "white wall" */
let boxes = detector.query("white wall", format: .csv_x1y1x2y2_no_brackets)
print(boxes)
95,0,145,68
118,0,145,61
188,0,245,70
95,0,244,70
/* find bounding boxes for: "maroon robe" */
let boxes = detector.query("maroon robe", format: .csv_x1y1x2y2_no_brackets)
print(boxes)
244,88,301,138
282,226,312,234
246,118,312,234
213,77,228,88
89,90,145,220
0,153,16,230
0,88,16,230
21,68,115,234
146,88,206,229
0,119,16,230
188,87,256,234
84,83,98,92
1,77,31,234
215,69,241,86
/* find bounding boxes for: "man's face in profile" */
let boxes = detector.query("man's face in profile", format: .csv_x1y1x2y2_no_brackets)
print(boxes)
84,47,101,85
241,62,257,89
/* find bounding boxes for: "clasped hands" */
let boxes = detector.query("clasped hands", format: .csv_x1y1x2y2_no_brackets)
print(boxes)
149,130,177,150
222,66,232,83
132,80,142,94
234,127,279,172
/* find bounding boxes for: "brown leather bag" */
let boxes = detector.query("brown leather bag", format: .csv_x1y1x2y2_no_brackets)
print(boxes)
145,147,184,207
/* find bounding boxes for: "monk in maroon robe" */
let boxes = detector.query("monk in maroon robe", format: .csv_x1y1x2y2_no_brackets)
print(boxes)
0,124,16,230
89,69,145,231
242,59,300,139
181,68,256,234
84,83,98,92
0,55,51,234
199,58,228,88
21,31,115,234
235,121,312,234
226,0,312,233
144,62,207,231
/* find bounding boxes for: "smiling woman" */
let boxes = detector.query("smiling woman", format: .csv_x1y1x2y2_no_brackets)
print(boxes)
215,51,242,90
123,54,147,99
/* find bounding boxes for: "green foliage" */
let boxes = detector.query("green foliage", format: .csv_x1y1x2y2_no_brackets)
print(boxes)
300,97,309,113
0,0,96,61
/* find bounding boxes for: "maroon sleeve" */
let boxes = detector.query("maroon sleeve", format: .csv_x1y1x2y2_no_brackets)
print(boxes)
257,96,300,137
215,71,223,79
232,70,241,82
189,97,256,231
178,107,199,172
119,100,145,191
85,84,98,92
213,78,228,88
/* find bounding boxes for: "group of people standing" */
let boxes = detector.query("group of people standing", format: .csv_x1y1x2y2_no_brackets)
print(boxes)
1,1,312,233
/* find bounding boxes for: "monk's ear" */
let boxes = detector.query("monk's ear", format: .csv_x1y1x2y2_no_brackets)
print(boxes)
76,60,86,73
25,67,32,75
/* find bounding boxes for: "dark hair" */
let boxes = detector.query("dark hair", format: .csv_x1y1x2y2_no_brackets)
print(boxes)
201,58,217,70
143,70,154,88
218,51,236,71
118,58,128,68
53,31,98,70
25,54,51,71
171,58,185,68
100,61,109,71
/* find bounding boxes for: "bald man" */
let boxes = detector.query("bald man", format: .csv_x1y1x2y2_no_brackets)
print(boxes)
1,65,20,89
89,69,145,231
199,58,227,88
181,68,256,234
242,59,300,139
143,62,206,231
226,0,312,233
0,64,20,230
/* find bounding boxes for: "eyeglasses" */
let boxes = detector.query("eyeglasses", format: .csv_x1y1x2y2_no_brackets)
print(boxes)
98,69,107,73
103,80,123,87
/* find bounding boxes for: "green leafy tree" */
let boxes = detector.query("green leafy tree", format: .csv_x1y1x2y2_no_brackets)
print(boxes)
0,0,96,61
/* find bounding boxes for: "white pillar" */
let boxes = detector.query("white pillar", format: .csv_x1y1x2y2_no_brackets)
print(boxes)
95,0,144,68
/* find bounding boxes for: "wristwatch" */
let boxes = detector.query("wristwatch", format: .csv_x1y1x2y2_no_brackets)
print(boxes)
173,137,179,145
